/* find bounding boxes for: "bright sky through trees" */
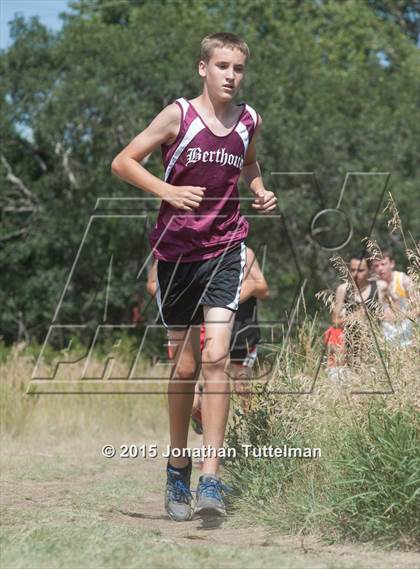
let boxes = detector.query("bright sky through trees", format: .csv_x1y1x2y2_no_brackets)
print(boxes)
0,0,69,49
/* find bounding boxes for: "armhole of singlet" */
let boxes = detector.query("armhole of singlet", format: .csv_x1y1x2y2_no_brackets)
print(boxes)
395,272,405,297
401,272,410,297
245,104,259,146
245,103,257,128
163,98,186,149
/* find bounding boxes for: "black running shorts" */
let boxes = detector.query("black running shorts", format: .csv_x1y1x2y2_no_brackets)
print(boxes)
156,242,246,329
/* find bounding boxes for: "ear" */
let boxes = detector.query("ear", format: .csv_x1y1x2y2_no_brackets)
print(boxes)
198,60,207,78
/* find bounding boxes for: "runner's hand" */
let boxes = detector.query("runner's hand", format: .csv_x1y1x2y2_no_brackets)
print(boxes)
165,185,206,211
252,190,277,213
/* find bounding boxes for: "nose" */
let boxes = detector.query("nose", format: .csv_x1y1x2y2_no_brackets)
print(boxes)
226,67,235,81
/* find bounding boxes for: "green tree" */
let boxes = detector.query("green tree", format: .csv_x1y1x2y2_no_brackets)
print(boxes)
1,0,418,343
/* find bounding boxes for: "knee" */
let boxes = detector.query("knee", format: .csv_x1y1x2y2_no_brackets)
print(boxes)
202,346,229,370
173,361,198,381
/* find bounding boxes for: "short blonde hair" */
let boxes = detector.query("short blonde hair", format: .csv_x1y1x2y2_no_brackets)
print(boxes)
200,32,250,63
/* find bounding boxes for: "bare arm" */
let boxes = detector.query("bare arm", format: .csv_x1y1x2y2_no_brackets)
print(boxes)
403,273,420,317
146,259,158,297
111,104,205,211
331,284,346,327
240,117,277,214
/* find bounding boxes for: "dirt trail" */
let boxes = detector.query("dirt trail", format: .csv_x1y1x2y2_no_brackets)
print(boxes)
2,437,419,569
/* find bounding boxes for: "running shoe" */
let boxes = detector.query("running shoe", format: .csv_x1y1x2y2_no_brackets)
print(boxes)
164,460,193,522
194,474,230,517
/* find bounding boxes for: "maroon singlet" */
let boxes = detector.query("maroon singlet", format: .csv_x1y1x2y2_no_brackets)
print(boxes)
149,98,259,262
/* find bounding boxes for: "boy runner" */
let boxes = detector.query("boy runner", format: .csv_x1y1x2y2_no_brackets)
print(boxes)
112,32,276,521
372,250,417,347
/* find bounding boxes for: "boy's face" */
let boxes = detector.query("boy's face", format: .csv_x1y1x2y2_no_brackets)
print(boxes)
349,258,369,287
372,256,394,280
199,46,246,101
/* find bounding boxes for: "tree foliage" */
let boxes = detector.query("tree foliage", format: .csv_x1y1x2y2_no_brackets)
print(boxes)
1,0,418,343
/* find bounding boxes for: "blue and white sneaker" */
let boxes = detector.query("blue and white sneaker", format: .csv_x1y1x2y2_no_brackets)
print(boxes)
194,474,230,517
165,460,193,522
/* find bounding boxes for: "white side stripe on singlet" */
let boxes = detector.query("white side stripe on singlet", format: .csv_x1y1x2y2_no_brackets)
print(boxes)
176,97,189,119
234,121,249,154
227,242,247,311
164,116,205,182
245,104,258,129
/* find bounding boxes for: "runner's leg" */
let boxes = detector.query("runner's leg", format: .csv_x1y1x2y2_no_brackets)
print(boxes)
191,382,202,415
200,306,235,475
167,325,201,469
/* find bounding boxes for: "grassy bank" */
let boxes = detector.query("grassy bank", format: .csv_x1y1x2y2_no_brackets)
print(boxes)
225,320,420,549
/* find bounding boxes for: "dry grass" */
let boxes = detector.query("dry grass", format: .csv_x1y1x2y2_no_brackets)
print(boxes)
0,343,168,439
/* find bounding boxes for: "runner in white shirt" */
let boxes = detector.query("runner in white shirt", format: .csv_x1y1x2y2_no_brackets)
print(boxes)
372,249,418,347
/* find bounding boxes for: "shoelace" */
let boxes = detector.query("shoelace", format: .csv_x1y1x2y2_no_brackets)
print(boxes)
199,478,231,500
168,476,192,503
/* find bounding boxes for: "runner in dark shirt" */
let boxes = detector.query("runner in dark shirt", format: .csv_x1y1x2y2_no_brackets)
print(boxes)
331,251,388,369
